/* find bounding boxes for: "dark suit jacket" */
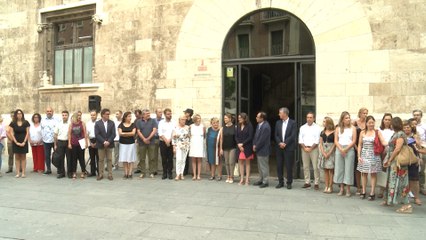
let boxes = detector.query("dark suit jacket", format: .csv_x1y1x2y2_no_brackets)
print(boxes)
274,118,297,151
253,121,271,156
235,122,254,157
94,119,116,149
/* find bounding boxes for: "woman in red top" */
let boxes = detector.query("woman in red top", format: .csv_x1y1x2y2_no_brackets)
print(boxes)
68,112,89,179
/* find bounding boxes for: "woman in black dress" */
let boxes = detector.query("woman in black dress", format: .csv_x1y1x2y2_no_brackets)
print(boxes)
235,112,254,186
9,109,30,178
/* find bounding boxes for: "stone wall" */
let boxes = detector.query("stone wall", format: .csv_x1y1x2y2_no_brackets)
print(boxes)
0,0,425,123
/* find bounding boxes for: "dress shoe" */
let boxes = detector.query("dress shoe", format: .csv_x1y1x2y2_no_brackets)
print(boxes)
302,183,311,188
88,173,96,177
314,185,319,190
97,175,103,181
168,175,173,180
43,170,52,175
6,169,12,174
108,175,113,181
275,183,284,189
57,174,65,179
162,175,167,180
134,169,141,174
253,181,263,186
287,184,292,189
259,183,269,188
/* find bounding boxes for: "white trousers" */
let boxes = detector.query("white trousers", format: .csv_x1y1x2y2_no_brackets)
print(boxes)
175,148,188,175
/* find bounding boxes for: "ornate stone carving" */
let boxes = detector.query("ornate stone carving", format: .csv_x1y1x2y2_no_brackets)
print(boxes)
37,23,49,33
92,14,103,24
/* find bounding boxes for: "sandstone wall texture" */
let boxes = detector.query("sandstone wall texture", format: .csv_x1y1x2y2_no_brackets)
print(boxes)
0,0,425,121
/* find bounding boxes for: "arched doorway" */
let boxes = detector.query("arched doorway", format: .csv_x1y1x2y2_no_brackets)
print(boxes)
222,9,315,177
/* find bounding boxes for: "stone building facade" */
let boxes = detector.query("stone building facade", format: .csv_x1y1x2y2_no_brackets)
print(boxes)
1,0,425,122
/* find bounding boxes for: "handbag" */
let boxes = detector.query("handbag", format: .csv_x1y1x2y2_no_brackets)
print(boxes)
51,150,60,168
395,145,418,167
373,130,384,155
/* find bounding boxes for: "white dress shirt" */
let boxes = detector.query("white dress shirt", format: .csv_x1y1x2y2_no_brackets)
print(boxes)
298,122,321,146
158,119,175,141
86,120,97,139
55,121,69,141
282,119,288,142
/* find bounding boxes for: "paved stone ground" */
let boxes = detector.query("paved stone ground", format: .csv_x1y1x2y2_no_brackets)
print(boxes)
0,157,425,240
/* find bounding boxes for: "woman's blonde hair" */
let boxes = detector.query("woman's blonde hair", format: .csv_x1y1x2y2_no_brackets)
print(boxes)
193,114,201,122
323,117,335,132
338,111,351,134
210,117,219,124
71,112,79,123
358,107,368,118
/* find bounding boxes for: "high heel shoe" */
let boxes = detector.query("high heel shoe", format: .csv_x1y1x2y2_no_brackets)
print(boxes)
360,193,366,199
323,187,329,193
368,194,375,201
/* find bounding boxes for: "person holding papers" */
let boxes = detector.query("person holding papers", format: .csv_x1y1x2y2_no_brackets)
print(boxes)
68,112,88,179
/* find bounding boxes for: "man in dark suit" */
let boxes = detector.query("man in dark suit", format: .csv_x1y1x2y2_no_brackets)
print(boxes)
253,111,271,188
274,107,297,189
95,108,116,181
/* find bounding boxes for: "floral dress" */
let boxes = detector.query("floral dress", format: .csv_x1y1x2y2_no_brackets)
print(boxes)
384,131,409,205
172,125,190,175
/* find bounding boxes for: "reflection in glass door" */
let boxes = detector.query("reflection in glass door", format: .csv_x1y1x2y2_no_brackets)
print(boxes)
223,65,238,115
297,62,315,125
239,66,250,117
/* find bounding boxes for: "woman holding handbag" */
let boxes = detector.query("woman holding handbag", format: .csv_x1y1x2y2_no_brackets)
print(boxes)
382,117,412,213
404,119,422,206
356,116,387,200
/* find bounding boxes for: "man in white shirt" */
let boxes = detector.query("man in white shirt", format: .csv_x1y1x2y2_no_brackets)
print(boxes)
158,108,175,180
413,109,426,195
299,112,322,190
41,107,58,175
113,110,122,170
153,108,164,176
54,111,70,179
86,110,99,177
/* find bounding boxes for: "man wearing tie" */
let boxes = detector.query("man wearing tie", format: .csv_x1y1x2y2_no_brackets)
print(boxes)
253,112,271,188
95,108,116,181
274,107,297,189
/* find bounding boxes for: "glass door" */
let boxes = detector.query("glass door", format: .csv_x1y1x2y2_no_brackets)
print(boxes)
239,66,250,116
223,65,238,115
298,62,316,124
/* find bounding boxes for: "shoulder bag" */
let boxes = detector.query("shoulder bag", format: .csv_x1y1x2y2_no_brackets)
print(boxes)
373,130,384,155
395,145,418,167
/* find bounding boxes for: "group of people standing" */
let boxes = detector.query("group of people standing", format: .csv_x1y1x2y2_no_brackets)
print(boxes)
299,108,425,214
1,106,425,214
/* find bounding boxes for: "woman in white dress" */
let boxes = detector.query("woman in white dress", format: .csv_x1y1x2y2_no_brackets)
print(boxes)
357,116,387,200
118,112,137,179
377,113,393,198
189,114,205,180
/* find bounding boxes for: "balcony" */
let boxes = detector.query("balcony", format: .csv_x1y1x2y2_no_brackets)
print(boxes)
261,10,289,24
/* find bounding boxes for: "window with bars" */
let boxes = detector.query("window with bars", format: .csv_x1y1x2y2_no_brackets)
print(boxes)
270,30,283,55
238,34,250,58
54,19,93,85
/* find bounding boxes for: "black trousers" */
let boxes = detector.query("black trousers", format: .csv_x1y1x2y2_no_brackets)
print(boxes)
71,145,86,173
184,156,190,175
56,140,71,175
276,148,294,184
160,141,173,176
89,139,99,175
